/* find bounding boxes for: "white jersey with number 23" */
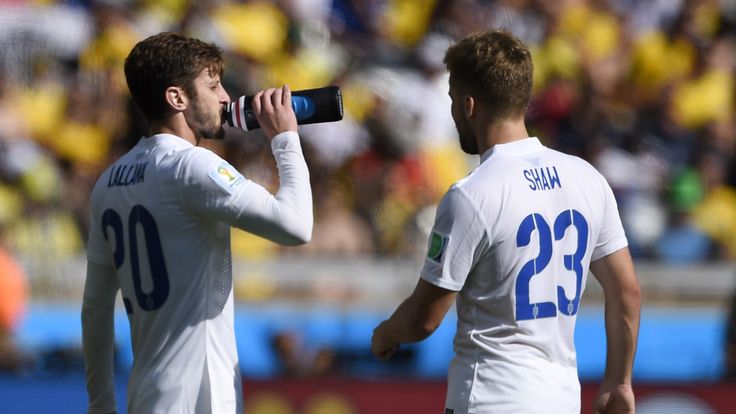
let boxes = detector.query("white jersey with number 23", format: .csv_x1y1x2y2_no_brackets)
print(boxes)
421,137,628,414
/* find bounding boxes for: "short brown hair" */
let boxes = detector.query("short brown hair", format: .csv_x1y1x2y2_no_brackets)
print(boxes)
443,30,533,120
124,32,224,122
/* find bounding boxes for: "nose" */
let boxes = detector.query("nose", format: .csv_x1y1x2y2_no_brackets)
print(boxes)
219,85,230,104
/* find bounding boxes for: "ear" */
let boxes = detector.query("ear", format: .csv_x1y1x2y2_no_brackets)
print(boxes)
463,95,475,120
165,86,188,112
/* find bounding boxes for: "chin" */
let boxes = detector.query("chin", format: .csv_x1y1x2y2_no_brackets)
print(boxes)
212,126,226,139
202,126,226,140
458,135,478,155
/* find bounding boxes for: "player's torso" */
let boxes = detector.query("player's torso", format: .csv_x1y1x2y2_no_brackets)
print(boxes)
92,137,234,365
447,145,605,407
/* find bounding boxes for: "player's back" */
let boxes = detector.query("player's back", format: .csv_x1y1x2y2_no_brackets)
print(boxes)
88,134,241,413
442,138,627,413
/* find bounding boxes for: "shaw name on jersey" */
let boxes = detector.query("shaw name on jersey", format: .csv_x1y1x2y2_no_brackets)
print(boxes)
523,165,561,191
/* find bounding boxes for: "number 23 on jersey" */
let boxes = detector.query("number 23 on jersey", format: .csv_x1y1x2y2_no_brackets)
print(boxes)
515,209,588,321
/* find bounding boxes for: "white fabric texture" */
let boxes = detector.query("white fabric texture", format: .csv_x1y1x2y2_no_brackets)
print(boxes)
83,131,312,414
420,137,627,414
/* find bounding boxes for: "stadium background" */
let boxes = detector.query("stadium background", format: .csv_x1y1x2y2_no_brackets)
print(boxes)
0,0,735,413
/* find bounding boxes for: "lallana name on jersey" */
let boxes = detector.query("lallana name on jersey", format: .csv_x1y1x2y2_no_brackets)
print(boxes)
523,166,561,191
108,162,148,188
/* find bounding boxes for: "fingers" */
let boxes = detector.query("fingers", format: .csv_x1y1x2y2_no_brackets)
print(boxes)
261,88,275,115
374,345,398,361
270,87,282,110
255,87,291,114
282,84,291,106
267,85,292,109
251,85,298,139
371,322,400,361
251,90,263,114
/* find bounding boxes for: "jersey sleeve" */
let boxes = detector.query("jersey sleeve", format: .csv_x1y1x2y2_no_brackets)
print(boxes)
420,185,489,291
86,183,115,267
81,261,119,414
178,131,313,245
591,173,629,261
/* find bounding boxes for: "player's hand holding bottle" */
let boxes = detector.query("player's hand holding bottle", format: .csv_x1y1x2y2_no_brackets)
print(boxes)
250,85,298,140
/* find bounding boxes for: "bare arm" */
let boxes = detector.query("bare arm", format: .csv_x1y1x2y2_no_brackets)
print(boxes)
589,247,641,414
371,278,457,360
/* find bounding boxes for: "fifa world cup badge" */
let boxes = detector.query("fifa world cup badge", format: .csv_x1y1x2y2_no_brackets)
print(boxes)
428,231,449,263
208,162,245,194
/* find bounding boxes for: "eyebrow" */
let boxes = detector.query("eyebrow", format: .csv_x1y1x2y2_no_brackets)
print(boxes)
203,74,220,86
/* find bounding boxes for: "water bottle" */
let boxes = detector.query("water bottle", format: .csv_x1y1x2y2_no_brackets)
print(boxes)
223,85,343,131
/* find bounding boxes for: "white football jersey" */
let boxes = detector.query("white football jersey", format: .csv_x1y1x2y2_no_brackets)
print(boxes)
420,138,627,414
86,132,311,413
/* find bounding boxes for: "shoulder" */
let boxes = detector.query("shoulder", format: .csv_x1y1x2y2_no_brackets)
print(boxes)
172,146,247,197
180,145,222,165
89,165,113,209
544,148,610,183
169,146,227,181
438,181,478,218
551,148,600,172
89,152,128,210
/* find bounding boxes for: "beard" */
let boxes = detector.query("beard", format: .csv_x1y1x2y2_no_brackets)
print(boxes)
455,123,478,155
190,96,226,140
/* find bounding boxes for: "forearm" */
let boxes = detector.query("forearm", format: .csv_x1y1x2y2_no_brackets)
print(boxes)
602,278,641,384
229,131,313,245
270,131,313,242
377,278,457,347
382,299,439,345
82,301,117,413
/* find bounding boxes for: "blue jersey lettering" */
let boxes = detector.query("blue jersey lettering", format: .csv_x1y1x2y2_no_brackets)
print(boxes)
108,162,148,188
523,166,562,191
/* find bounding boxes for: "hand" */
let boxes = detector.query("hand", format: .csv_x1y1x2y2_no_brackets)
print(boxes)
251,85,298,140
371,320,400,361
593,383,635,414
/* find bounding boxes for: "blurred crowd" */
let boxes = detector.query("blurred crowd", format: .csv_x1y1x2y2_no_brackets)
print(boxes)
0,0,734,307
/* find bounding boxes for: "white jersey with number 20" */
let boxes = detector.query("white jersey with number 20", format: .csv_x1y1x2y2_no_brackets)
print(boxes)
421,137,628,414
86,132,311,414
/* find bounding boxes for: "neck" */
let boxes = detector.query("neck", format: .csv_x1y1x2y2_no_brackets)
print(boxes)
475,117,529,155
149,113,197,145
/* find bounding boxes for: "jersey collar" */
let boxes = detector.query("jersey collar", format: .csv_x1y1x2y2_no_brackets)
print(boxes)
480,137,544,164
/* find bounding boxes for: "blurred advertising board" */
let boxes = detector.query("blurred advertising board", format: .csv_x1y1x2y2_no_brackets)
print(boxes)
243,379,736,414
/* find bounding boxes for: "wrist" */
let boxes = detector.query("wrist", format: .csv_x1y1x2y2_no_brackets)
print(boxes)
270,131,300,150
377,319,401,347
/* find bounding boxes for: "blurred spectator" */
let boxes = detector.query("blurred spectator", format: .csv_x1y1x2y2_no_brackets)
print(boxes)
0,236,28,372
0,0,732,264
293,175,375,256
727,283,736,380
688,147,736,259
655,165,714,263
271,330,336,378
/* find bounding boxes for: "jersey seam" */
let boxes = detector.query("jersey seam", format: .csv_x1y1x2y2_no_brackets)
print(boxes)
453,185,493,248
449,186,488,414
433,190,487,291
174,150,200,219
467,310,480,413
